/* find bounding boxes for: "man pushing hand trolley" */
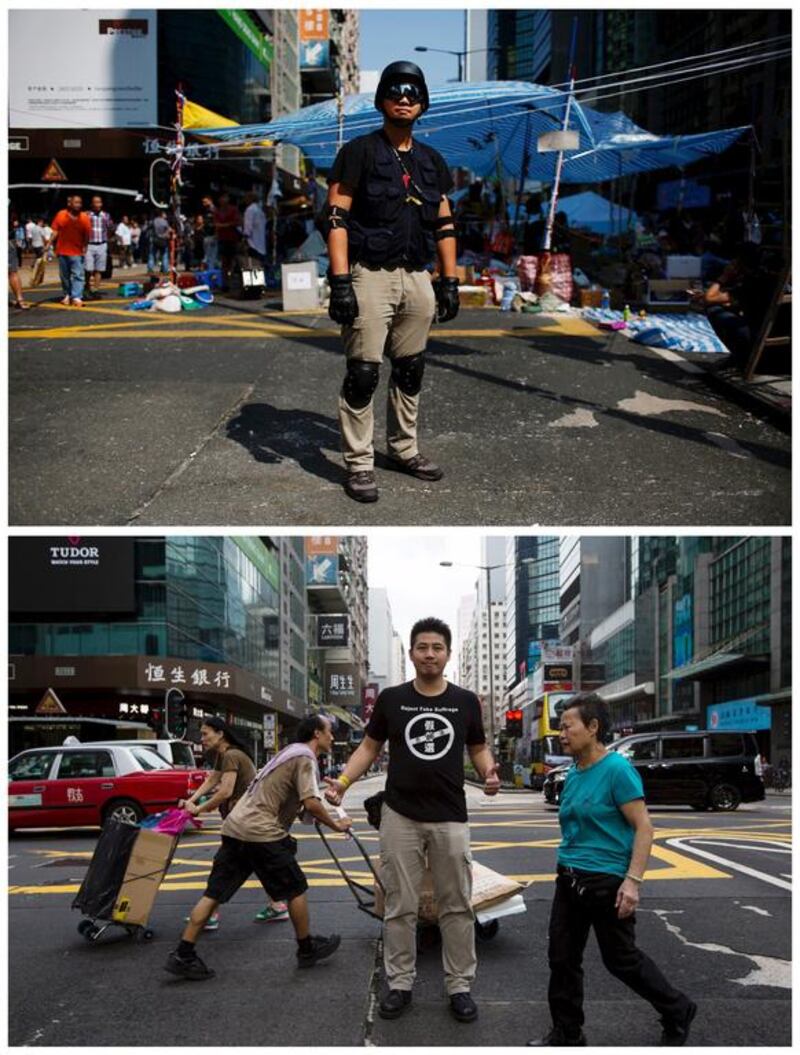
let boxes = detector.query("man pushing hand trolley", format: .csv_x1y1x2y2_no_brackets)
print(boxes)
314,804,526,948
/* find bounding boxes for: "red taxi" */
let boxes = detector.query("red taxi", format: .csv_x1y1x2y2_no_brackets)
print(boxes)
9,744,207,831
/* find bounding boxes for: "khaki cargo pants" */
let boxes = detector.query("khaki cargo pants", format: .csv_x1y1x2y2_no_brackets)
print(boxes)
379,802,476,996
338,263,436,472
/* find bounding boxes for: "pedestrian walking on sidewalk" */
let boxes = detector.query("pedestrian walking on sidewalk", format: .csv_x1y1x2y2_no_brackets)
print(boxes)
44,195,91,307
325,617,500,1023
323,61,460,503
165,715,349,980
528,694,697,1048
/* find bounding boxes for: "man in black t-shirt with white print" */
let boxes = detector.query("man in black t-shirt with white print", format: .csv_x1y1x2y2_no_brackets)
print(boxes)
325,617,500,1024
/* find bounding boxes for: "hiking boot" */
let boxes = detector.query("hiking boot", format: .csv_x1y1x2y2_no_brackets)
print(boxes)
660,1001,697,1046
254,904,289,923
379,989,412,1019
527,1027,587,1046
388,453,444,481
450,992,478,1022
296,933,341,968
164,950,215,980
344,471,378,503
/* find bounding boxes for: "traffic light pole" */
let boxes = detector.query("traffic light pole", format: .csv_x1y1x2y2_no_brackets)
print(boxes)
164,687,186,739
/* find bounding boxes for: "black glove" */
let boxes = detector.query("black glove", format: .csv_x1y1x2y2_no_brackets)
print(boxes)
328,272,359,326
433,275,460,323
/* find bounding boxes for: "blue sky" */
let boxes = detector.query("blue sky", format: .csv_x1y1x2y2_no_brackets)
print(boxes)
359,9,467,87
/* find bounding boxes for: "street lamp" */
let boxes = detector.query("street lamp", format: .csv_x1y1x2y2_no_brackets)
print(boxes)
414,45,502,83
440,558,508,748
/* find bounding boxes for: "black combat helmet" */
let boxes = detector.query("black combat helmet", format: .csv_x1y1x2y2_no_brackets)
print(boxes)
375,60,430,114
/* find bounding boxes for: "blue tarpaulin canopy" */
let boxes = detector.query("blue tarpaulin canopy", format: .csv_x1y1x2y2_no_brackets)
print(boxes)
195,81,750,184
555,190,639,233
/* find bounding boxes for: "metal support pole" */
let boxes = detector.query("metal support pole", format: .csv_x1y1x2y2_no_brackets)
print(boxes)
485,564,495,750
543,16,579,252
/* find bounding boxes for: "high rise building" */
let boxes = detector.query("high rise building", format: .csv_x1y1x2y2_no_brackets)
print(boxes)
504,536,561,695
486,11,599,85
660,537,791,764
9,9,299,214
559,536,628,646
368,587,403,694
299,9,360,108
8,536,308,764
305,536,369,762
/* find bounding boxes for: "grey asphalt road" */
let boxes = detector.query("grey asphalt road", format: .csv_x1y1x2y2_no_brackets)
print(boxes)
8,780,791,1047
8,293,791,526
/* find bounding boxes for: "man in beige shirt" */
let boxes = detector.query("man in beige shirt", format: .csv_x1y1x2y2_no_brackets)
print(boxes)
165,715,351,980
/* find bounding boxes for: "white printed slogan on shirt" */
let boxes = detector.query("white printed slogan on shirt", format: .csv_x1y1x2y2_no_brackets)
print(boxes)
404,712,455,761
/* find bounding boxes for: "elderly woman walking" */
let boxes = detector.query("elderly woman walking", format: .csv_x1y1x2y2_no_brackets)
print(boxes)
529,694,697,1047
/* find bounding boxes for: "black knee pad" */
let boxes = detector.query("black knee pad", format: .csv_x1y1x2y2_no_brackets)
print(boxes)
390,353,425,396
342,359,380,410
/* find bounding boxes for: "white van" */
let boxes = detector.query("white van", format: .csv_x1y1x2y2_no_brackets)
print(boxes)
90,738,198,768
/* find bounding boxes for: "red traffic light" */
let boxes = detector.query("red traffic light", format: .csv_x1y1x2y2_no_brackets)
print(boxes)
505,709,523,720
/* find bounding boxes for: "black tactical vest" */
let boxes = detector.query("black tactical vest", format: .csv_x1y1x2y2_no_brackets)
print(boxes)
348,131,443,269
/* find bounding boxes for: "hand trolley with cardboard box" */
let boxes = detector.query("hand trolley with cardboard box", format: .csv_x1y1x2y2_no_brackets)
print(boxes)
314,821,526,945
72,819,180,943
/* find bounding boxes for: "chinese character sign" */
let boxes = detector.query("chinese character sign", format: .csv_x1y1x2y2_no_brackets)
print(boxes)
317,615,349,647
326,664,358,705
299,9,329,41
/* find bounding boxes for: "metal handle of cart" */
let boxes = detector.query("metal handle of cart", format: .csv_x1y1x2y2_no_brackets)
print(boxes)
314,822,384,919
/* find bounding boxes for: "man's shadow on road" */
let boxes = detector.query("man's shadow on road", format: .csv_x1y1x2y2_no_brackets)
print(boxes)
226,403,345,487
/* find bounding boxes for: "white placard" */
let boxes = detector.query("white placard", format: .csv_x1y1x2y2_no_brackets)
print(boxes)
9,10,158,129
287,271,313,291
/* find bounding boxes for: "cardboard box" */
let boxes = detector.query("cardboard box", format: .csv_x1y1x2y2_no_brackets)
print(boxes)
373,861,524,922
580,289,603,308
111,829,174,927
458,284,489,308
281,261,319,311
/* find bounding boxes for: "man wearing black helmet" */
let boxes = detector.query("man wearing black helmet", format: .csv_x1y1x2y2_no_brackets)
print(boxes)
323,61,459,504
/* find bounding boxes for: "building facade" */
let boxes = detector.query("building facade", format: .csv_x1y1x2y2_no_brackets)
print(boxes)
8,9,299,219
9,536,307,764
305,536,369,762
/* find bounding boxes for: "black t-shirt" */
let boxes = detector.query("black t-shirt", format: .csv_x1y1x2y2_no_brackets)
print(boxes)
365,681,485,823
329,131,454,199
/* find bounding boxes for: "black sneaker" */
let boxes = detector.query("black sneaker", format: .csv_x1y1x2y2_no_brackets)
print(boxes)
344,471,378,503
379,989,413,1019
450,992,478,1022
660,1001,697,1046
527,1027,587,1046
296,933,341,968
387,453,444,481
164,950,215,980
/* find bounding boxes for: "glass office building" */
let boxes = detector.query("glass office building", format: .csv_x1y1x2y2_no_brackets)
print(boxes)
9,537,305,759
11,537,281,682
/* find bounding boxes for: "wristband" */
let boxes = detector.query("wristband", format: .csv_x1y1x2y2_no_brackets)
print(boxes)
625,872,644,884
338,774,351,790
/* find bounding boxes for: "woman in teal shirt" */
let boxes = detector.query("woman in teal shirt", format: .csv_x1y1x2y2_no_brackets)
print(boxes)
528,695,696,1048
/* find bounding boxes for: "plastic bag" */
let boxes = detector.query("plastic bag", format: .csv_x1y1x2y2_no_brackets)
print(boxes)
150,807,202,835
72,818,140,918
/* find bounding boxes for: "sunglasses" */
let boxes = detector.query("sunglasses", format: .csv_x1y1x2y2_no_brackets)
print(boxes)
385,82,423,103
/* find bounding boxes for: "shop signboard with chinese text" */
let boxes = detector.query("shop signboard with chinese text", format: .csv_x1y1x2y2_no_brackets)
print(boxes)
325,663,358,706
707,698,772,732
316,615,349,647
299,9,329,39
